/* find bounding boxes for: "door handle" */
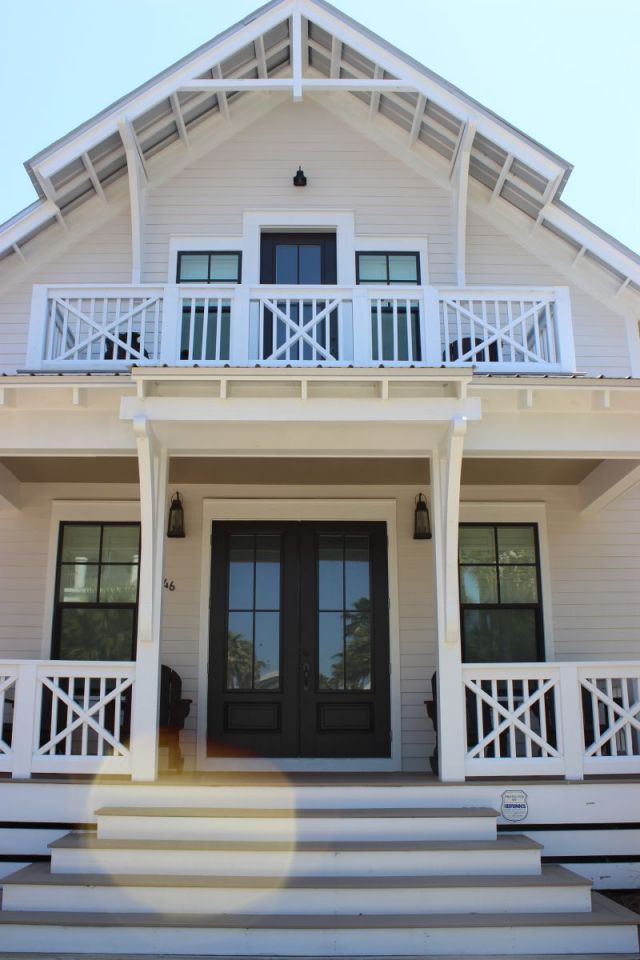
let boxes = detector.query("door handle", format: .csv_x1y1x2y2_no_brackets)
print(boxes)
303,663,310,691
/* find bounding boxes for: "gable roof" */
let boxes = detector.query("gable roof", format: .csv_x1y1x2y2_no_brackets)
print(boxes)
1,0,639,299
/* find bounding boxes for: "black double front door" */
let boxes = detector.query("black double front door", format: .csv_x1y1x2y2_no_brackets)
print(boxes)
207,521,391,758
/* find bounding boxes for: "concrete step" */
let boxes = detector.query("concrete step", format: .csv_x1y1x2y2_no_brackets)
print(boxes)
2,862,591,915
94,805,498,843
49,832,543,878
0,894,636,955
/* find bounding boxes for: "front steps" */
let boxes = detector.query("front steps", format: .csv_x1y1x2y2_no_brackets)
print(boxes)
0,801,638,956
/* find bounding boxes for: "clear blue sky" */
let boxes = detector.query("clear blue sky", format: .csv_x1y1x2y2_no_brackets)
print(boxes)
1,0,638,253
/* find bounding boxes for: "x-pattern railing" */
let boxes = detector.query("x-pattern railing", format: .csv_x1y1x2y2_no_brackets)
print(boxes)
259,296,342,362
581,674,640,759
440,294,557,365
0,671,16,757
36,670,132,759
464,674,560,760
46,294,162,363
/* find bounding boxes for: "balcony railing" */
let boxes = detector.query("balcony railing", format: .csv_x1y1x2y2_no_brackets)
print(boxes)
462,661,640,778
26,283,576,373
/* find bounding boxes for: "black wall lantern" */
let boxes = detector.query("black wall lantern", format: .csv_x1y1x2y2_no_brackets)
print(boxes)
293,166,307,186
414,493,432,540
167,492,186,539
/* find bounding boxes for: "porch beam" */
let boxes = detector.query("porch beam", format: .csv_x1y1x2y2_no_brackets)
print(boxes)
431,416,467,782
579,459,640,517
0,461,21,511
130,416,168,781
118,119,147,285
451,123,476,286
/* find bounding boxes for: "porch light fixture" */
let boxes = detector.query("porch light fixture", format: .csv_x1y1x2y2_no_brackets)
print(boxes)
167,492,186,539
293,166,307,186
414,493,432,540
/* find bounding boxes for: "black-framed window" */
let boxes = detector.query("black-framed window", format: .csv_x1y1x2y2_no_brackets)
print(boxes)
177,251,242,283
356,252,420,285
459,523,543,663
52,522,140,661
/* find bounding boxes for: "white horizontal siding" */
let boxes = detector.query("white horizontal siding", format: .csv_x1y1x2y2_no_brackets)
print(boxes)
466,209,631,377
143,99,454,286
0,209,132,373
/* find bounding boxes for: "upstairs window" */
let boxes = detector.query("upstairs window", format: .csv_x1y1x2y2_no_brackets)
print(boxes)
459,523,543,663
52,523,140,660
356,252,420,285
177,251,241,283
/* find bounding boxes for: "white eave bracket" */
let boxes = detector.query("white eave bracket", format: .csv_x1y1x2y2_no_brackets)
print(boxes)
579,459,640,517
118,119,148,285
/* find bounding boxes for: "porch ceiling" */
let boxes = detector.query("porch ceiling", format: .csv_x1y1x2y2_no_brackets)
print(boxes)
0,455,602,486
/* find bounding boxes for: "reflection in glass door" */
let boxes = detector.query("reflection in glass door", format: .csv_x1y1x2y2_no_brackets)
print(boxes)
207,521,390,759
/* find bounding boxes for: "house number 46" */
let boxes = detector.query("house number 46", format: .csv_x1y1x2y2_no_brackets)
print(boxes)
163,579,176,591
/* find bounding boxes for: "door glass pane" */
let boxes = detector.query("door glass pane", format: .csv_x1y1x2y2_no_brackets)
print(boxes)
58,608,134,660
345,608,371,689
299,245,321,283
59,564,99,603
209,253,240,282
275,244,298,283
462,609,538,662
99,565,138,603
61,525,100,563
226,611,254,689
345,536,370,609
101,526,139,564
178,254,209,281
318,611,344,689
499,566,538,603
497,526,536,564
254,612,280,689
358,254,387,283
318,535,344,610
228,535,254,610
388,254,418,283
255,535,280,610
459,526,495,563
460,566,498,604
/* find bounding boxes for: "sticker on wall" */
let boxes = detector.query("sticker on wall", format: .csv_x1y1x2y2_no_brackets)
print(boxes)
500,789,529,822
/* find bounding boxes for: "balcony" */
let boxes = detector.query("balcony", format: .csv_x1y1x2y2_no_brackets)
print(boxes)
26,283,576,373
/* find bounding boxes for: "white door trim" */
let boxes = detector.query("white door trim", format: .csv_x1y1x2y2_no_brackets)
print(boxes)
197,498,402,771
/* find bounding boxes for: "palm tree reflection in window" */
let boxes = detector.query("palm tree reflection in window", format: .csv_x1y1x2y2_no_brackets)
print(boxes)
226,632,269,690
319,597,372,691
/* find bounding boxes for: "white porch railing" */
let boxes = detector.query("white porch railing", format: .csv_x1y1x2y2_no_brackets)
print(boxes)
462,662,640,779
26,283,575,373
0,660,134,778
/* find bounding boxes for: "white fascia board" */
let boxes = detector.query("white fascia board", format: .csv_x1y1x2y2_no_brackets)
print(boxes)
33,1,296,181
0,200,59,251
543,204,640,287
299,0,567,185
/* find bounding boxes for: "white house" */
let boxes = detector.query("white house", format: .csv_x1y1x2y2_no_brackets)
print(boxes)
0,0,639,954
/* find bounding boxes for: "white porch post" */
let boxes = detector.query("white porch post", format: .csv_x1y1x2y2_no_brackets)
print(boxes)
431,416,467,781
130,416,168,781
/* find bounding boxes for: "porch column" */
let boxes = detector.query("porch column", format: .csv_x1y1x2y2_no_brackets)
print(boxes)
431,416,467,781
130,416,168,781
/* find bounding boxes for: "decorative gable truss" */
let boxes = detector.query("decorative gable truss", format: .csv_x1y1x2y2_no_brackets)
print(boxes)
1,0,639,322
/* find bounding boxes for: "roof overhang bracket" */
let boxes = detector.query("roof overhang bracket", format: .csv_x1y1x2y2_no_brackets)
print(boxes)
291,6,304,101
32,170,67,232
579,459,640,516
118,119,147,284
450,122,476,286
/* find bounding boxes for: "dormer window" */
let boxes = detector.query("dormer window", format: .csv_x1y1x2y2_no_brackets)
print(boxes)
356,252,420,285
177,251,242,283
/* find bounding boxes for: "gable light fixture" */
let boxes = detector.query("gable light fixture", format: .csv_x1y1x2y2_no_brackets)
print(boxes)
293,166,307,186
414,493,432,540
167,492,186,539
